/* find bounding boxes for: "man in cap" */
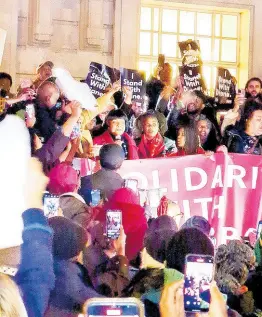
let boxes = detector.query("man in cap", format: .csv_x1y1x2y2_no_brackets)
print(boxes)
80,144,125,204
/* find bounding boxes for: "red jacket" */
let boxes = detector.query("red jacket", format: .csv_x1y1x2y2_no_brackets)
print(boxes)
93,130,139,160
95,188,148,261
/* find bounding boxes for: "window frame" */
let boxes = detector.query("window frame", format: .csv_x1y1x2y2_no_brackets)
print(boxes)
138,4,242,95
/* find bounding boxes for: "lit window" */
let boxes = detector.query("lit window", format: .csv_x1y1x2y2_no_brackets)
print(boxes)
138,5,240,95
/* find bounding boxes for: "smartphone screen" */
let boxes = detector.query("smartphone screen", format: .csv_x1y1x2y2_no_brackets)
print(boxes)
147,189,162,208
70,122,81,140
124,179,138,194
257,221,262,239
43,194,60,218
184,254,214,313
86,302,142,317
90,190,101,207
25,104,35,118
106,210,122,239
138,189,147,207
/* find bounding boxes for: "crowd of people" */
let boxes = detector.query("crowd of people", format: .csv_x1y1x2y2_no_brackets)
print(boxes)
0,59,262,317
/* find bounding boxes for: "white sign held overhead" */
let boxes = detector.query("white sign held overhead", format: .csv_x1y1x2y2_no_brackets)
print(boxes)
53,68,97,111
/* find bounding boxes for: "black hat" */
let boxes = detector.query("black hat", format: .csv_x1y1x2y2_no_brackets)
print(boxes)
166,228,214,273
100,144,125,170
144,215,178,263
49,217,88,260
181,216,211,236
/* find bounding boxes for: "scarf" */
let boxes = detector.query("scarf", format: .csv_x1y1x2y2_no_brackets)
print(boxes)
138,133,165,159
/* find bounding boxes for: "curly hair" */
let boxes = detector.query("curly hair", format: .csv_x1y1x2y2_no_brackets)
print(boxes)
135,110,167,136
122,268,164,297
243,100,262,123
215,240,254,295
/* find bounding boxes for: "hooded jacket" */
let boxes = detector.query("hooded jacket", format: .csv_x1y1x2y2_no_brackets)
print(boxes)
223,126,262,154
96,188,148,261
45,260,102,316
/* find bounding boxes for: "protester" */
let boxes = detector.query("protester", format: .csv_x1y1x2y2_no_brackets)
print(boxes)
120,86,148,138
95,188,148,261
223,100,262,154
245,77,262,99
45,216,101,316
3,46,262,317
11,154,54,317
159,280,228,317
137,110,177,158
123,227,214,317
33,61,54,90
166,228,214,273
80,144,125,203
176,123,205,155
146,63,174,114
181,215,211,236
0,72,14,98
83,222,129,297
197,116,220,151
215,240,256,315
93,109,139,160
221,77,262,133
167,90,221,142
34,81,62,141
59,194,93,229
48,163,80,195
143,215,178,263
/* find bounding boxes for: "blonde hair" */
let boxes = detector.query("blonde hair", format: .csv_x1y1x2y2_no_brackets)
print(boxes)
0,273,28,317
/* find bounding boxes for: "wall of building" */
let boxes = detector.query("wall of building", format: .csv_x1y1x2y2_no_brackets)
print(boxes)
0,0,261,92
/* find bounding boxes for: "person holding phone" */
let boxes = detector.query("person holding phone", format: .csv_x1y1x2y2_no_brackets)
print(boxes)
83,222,129,297
221,77,262,134
28,100,83,174
122,227,214,317
159,279,227,317
167,90,221,143
95,188,148,262
223,100,262,154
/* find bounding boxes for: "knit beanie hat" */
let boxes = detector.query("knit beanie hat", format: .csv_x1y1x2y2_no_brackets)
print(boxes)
181,216,211,236
48,163,79,195
49,216,88,260
0,115,30,249
166,228,214,273
100,144,125,170
144,215,178,263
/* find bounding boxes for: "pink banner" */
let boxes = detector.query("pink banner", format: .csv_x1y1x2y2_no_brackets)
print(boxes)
75,153,262,246
117,153,262,246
